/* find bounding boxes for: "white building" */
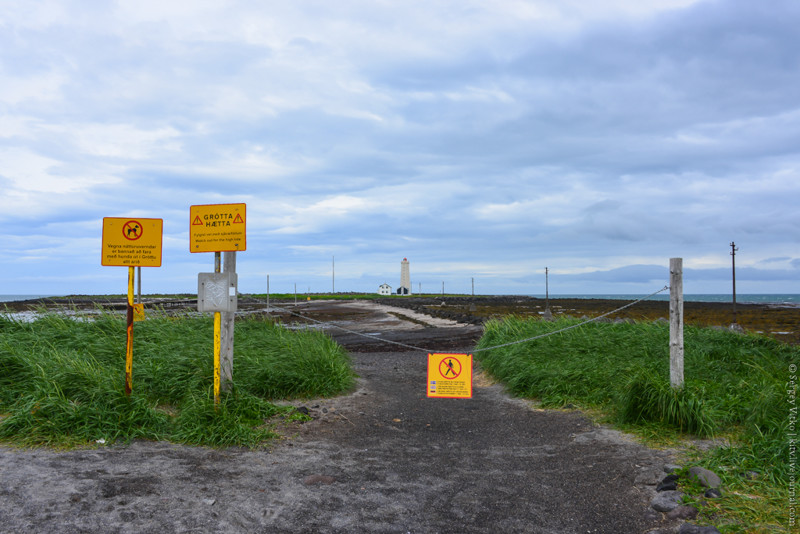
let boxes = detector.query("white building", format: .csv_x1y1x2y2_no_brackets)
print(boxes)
378,283,392,296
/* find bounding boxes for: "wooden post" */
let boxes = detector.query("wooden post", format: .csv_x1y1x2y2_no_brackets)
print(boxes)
730,241,738,325
669,258,684,389
220,251,236,393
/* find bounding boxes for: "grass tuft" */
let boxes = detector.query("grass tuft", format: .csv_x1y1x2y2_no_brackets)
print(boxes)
0,311,355,448
476,315,797,530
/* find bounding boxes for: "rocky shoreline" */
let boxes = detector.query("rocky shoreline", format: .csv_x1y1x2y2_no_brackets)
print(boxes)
5,294,798,345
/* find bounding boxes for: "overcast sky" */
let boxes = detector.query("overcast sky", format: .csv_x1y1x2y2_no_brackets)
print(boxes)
1,0,798,297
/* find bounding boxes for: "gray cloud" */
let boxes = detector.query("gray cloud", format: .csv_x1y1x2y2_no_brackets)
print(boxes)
0,0,798,295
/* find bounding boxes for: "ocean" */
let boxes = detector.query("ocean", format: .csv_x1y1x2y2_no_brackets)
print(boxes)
0,295,55,303
529,294,800,306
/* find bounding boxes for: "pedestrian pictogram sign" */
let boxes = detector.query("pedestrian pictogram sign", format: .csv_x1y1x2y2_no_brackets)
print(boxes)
102,218,163,267
190,203,246,252
427,353,473,398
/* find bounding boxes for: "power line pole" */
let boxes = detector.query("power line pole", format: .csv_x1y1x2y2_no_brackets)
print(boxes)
332,255,335,294
542,267,553,321
730,242,738,325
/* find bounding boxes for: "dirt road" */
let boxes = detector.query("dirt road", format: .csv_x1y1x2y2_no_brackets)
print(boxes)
0,301,681,533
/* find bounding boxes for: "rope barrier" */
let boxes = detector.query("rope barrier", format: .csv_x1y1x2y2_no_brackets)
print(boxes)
250,285,670,355
472,285,669,352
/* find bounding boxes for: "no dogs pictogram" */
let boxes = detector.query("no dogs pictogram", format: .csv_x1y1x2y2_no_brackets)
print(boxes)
122,220,143,241
439,357,462,379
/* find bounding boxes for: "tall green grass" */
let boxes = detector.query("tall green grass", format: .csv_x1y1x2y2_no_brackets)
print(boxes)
475,316,796,485
0,311,355,447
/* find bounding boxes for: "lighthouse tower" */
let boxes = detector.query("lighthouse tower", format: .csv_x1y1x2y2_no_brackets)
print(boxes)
399,258,411,295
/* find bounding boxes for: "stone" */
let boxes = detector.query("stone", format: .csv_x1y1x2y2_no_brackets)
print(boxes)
704,488,722,499
663,463,682,473
651,490,683,512
678,525,721,534
656,475,679,492
688,467,721,489
667,505,698,520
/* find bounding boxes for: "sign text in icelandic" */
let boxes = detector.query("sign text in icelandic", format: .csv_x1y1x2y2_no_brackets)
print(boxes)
102,218,163,267
427,353,473,398
190,203,247,252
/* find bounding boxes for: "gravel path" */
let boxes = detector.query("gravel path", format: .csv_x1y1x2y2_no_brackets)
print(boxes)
0,302,683,533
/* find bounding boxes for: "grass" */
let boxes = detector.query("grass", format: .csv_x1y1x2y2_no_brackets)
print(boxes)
475,316,797,532
0,310,355,448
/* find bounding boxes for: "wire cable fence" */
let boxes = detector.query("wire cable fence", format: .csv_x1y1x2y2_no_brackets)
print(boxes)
249,285,670,354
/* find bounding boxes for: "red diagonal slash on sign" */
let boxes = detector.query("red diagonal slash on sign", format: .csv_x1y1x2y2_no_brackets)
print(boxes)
439,357,461,379
122,220,143,241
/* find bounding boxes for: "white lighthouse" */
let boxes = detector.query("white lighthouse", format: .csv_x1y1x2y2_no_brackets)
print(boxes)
399,257,411,295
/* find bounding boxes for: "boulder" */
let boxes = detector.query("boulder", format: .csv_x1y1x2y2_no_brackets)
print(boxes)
667,505,698,520
688,467,721,489
656,475,679,492
651,490,683,512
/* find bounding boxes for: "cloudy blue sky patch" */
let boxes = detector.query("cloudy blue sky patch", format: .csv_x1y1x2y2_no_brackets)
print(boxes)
1,0,798,296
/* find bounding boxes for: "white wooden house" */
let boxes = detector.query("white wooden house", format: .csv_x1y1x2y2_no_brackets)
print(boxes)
378,283,392,296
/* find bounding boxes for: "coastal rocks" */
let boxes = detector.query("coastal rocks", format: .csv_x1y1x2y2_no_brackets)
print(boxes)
648,464,724,533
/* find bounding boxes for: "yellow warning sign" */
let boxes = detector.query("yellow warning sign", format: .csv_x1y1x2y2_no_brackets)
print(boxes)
133,303,145,322
427,353,473,398
101,218,163,267
190,203,247,253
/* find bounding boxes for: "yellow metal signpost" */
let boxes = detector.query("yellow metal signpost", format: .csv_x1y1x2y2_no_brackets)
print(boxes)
191,203,245,405
427,353,473,398
101,217,163,395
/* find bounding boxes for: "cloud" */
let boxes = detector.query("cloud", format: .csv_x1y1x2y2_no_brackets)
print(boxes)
0,0,798,296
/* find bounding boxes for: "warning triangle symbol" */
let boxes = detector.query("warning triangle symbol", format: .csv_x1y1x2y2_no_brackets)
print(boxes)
233,214,244,224
192,216,203,226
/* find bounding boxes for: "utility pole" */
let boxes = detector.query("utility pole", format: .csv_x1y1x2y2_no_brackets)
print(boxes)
332,256,335,294
730,242,738,325
542,267,553,321
472,277,474,296
545,267,550,311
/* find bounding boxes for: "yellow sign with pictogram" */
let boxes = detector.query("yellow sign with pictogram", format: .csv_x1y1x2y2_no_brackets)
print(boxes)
101,218,163,267
133,303,146,322
190,203,247,252
427,353,473,398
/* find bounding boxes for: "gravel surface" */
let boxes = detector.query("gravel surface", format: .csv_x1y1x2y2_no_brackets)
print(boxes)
0,300,685,533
